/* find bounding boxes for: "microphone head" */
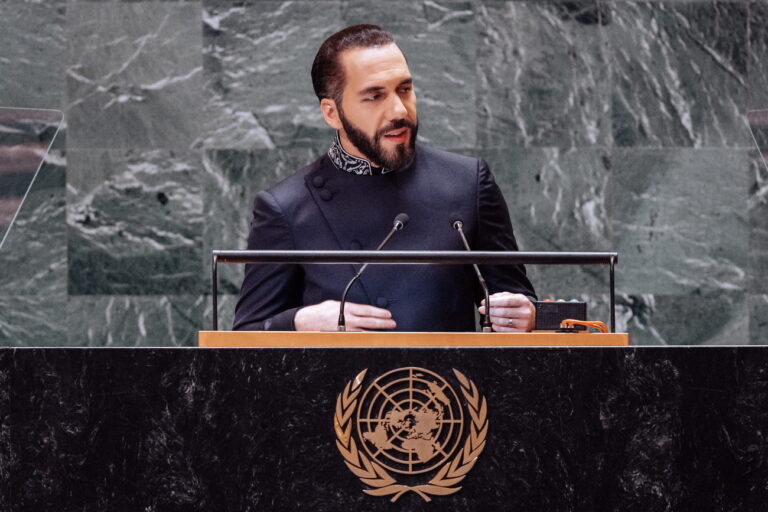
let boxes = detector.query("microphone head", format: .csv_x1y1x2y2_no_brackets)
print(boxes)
394,213,410,230
450,213,463,230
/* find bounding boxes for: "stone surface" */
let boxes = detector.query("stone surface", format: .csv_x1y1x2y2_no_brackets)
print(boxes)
608,1,750,147
748,1,768,111
3,347,768,510
621,291,749,345
0,350,10,512
68,1,198,3
750,294,768,345
202,146,325,294
65,3,203,150
67,149,203,295
611,148,749,295
480,147,612,297
749,149,768,293
557,291,753,346
201,293,236,331
0,0,765,346
0,108,64,249
66,295,203,346
0,150,66,296
0,296,67,347
200,1,343,150
0,3,65,110
476,1,609,148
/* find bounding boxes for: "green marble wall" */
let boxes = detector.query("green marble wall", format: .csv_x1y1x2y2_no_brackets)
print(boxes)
0,0,764,346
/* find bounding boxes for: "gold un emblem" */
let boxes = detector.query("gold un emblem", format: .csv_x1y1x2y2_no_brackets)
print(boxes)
334,367,488,502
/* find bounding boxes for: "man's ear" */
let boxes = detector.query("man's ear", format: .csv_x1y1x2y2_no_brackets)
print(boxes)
320,98,343,131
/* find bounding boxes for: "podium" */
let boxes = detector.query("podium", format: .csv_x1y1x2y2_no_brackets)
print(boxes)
5,340,768,510
198,330,630,347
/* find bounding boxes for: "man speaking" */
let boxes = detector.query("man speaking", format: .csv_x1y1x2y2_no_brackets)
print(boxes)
233,25,536,332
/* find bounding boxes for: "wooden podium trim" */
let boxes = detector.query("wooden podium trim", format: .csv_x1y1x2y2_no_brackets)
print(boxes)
198,331,629,348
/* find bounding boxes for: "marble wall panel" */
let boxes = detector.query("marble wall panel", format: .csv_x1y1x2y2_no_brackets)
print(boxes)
202,293,235,331
10,349,98,510
0,296,67,347
0,151,66,296
202,146,324,294
65,3,203,150
751,294,768,344
616,293,665,345
342,1,477,150
4,348,768,510
66,295,203,346
523,290,750,346
621,292,749,345
67,149,204,295
596,349,686,510
611,148,749,295
476,1,609,148
608,1,750,147
0,0,764,346
0,3,65,109
200,1,343,150
749,150,768,293
748,0,768,111
479,147,612,296
68,1,199,3
0,350,10,512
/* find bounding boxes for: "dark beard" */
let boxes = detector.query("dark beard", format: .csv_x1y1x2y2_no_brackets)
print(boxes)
338,106,418,171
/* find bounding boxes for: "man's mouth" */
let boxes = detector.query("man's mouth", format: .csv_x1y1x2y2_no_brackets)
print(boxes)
383,128,409,142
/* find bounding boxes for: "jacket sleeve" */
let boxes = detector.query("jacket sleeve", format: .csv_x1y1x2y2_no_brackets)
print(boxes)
232,190,304,331
474,158,537,302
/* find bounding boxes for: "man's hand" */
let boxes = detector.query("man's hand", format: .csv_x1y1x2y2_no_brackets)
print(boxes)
294,300,397,331
477,292,536,332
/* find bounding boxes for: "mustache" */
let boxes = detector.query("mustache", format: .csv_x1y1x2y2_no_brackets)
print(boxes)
375,119,418,139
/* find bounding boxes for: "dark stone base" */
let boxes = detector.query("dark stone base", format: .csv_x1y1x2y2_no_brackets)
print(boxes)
1,347,767,511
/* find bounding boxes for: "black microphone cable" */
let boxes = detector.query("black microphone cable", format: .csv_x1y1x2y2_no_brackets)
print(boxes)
338,213,410,331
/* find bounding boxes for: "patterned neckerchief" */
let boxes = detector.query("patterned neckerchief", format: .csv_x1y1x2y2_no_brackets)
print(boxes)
327,132,396,176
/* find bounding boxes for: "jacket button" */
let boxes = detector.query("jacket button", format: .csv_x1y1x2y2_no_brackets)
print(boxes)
312,176,325,188
349,240,362,250
319,189,333,201
376,297,388,308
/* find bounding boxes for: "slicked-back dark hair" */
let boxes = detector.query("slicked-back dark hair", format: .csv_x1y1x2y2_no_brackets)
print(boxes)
311,25,395,105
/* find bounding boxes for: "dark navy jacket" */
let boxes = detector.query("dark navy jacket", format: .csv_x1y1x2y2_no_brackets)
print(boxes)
233,144,536,332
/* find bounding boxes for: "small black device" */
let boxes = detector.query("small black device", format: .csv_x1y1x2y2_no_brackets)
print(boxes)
534,300,587,331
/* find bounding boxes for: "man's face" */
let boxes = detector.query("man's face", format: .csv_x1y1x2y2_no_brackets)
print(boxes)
334,44,418,170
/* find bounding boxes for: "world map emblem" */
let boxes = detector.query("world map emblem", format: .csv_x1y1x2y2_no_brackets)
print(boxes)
334,367,488,502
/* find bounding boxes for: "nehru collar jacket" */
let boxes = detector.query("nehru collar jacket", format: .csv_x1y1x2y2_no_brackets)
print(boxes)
233,142,536,332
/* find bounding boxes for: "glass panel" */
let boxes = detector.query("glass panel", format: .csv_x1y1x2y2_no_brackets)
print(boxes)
0,107,63,250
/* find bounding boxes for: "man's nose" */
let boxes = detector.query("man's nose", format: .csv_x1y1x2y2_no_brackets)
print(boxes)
387,94,408,120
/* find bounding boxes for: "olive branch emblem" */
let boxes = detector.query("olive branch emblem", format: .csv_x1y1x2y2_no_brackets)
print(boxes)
333,368,488,502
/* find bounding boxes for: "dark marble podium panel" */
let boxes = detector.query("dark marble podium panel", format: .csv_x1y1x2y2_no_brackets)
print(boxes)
1,347,767,512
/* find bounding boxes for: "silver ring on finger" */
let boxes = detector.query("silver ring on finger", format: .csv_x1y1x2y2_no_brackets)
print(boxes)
507,318,513,325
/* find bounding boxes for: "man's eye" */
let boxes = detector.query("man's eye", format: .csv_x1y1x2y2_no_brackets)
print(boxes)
364,94,381,102
400,87,412,93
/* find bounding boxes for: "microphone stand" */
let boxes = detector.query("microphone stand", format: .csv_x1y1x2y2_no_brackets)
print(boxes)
453,220,493,333
338,214,408,331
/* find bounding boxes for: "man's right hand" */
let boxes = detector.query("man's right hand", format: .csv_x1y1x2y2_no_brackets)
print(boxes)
294,300,397,332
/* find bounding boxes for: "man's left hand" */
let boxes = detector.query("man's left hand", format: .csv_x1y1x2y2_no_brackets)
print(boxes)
477,292,536,332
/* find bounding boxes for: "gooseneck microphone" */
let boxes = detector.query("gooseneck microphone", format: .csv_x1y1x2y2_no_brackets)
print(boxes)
451,215,493,333
338,213,410,331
